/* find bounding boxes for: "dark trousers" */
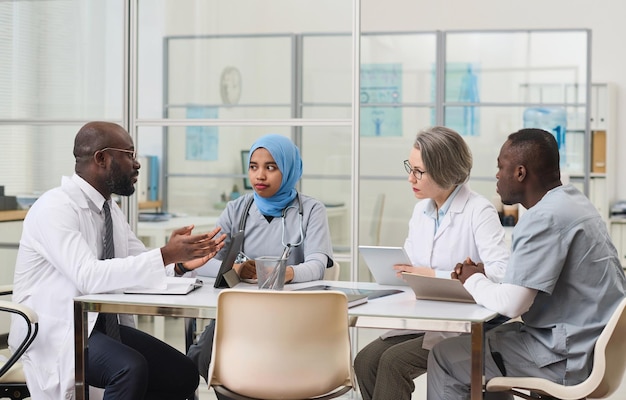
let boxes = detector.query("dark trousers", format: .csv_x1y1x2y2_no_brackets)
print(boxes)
87,324,199,400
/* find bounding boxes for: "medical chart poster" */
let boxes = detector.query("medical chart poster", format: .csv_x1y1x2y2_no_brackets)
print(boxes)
430,62,481,137
185,106,219,160
360,63,403,137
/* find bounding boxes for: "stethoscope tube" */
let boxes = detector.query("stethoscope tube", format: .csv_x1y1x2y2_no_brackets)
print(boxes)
236,193,304,262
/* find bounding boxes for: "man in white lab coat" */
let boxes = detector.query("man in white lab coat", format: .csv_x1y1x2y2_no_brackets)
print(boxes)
9,121,225,399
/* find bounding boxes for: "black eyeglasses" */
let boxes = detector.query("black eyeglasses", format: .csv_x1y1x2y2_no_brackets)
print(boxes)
98,147,137,161
403,160,427,180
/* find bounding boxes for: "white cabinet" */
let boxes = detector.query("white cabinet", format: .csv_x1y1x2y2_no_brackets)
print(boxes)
610,221,626,268
0,220,22,335
595,83,626,265
0,220,22,285
517,83,614,223
589,176,608,221
589,83,616,224
591,83,610,130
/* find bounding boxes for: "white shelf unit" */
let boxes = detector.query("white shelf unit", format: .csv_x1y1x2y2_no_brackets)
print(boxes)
586,82,626,267
516,82,614,223
587,83,616,225
610,220,626,268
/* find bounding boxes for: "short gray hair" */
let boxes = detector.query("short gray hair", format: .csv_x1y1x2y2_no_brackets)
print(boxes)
413,126,472,189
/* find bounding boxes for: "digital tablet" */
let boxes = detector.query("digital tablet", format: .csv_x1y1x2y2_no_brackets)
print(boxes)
295,284,402,301
402,272,475,303
358,245,412,286
214,230,245,288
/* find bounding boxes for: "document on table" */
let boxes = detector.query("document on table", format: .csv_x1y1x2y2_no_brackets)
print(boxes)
124,277,203,295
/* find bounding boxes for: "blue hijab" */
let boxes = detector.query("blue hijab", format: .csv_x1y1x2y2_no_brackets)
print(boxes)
248,134,302,217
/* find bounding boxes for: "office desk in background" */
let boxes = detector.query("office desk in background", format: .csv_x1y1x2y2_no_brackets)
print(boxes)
137,216,219,248
74,280,496,400
136,206,347,249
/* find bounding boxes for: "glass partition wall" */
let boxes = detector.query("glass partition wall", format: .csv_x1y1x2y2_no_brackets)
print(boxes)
135,0,358,279
0,0,589,283
0,0,126,285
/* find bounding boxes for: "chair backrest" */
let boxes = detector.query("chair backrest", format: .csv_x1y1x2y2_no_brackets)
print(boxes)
370,193,385,246
0,296,38,400
486,296,626,399
324,261,340,281
208,290,353,399
587,296,626,398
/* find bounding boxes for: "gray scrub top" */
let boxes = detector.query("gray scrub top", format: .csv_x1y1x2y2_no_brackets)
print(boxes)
195,193,333,283
506,184,626,383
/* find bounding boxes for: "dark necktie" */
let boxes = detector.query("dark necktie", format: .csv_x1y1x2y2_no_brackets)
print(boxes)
98,201,122,341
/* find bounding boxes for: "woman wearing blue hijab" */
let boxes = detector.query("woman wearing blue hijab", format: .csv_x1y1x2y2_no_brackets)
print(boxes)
189,134,334,385
247,133,302,217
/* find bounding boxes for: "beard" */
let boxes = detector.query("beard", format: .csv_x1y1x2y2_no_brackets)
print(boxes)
105,158,136,196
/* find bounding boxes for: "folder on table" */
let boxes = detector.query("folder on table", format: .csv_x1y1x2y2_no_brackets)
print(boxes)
124,277,203,295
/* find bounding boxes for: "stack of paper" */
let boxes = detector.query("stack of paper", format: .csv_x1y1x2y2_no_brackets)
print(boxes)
124,277,202,295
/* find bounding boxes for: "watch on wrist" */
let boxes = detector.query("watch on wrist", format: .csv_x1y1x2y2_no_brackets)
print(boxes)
176,262,190,275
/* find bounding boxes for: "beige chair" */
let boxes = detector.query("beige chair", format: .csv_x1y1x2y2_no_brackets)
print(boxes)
0,285,38,400
486,297,626,400
324,261,340,281
186,261,342,352
208,289,355,400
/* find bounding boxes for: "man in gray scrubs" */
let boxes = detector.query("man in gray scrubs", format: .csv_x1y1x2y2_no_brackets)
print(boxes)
427,128,626,399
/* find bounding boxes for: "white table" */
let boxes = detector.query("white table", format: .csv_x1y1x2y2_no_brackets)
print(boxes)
136,208,348,338
74,280,496,400
136,215,219,338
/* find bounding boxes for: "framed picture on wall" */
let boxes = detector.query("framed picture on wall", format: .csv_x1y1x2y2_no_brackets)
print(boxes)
240,150,253,190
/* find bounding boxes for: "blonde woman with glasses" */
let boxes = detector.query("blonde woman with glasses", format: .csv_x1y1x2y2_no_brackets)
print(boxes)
354,126,510,400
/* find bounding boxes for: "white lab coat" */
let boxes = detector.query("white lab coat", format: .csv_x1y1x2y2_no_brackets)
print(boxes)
404,183,508,282
9,175,167,400
384,183,509,347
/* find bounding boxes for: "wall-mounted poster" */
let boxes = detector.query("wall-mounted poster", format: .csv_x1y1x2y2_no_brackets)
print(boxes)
360,63,403,137
432,62,481,136
185,106,219,160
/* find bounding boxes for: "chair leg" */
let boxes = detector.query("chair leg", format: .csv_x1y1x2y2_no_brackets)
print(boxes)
0,384,31,399
506,390,534,400
529,392,558,400
508,389,559,400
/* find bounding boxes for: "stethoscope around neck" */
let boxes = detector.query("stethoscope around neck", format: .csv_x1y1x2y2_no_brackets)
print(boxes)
234,192,304,263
